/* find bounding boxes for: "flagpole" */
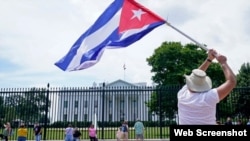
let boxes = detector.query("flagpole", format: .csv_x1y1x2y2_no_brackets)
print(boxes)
124,70,125,81
165,22,208,51
123,64,126,81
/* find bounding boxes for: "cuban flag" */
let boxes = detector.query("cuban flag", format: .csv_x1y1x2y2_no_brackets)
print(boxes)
55,0,166,71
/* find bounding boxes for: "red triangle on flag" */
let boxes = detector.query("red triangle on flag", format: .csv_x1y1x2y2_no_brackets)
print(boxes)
119,0,165,33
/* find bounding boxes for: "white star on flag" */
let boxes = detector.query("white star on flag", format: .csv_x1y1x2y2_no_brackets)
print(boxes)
131,9,146,21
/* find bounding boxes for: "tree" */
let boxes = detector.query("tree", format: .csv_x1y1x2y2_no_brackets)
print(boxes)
237,62,250,87
4,87,51,123
146,42,224,119
234,62,250,117
146,86,179,121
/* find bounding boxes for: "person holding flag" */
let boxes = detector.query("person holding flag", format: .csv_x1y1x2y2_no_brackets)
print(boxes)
177,49,237,125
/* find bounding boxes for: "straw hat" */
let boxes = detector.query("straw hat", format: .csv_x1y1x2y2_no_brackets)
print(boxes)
185,69,212,92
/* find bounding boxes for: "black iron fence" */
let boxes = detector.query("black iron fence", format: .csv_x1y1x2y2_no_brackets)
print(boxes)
0,84,249,140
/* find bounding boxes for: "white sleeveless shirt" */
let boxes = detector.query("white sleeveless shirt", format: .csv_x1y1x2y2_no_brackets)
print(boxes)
177,85,219,125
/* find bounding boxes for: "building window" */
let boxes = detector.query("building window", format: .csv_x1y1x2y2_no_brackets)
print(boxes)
120,100,124,108
84,114,88,121
63,114,67,121
84,101,88,108
94,100,98,108
109,100,112,108
134,113,137,121
75,101,78,108
120,100,125,120
109,114,112,122
64,101,68,108
120,115,124,121
133,100,137,106
74,114,78,121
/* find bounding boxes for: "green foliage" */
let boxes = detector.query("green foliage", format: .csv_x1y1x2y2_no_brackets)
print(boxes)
146,86,180,120
217,92,239,119
147,42,222,85
1,87,51,124
215,62,250,119
234,62,250,117
237,62,250,87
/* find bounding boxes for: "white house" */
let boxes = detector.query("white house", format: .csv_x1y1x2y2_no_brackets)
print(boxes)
54,79,158,122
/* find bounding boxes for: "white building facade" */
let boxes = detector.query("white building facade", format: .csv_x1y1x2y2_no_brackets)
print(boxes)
55,79,158,122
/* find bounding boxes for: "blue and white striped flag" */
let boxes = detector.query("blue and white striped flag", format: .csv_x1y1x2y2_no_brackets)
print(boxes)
55,0,165,71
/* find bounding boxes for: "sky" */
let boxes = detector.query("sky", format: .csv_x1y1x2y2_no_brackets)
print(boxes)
0,0,250,88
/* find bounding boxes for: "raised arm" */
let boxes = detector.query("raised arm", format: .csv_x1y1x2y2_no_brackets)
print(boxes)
198,49,216,71
215,54,237,100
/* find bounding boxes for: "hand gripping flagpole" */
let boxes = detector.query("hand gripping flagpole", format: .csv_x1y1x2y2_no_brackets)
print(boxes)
165,22,208,51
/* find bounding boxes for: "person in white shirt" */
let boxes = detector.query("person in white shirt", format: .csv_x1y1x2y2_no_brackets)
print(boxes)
178,49,237,125
65,124,74,141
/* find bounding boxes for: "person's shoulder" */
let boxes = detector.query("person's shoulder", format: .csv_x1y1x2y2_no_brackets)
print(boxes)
207,88,219,98
178,85,188,95
204,88,217,95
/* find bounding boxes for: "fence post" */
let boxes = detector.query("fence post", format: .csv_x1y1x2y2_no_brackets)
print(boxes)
101,82,105,140
159,87,163,139
43,83,50,140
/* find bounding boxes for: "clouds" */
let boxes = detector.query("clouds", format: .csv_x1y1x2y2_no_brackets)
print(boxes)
0,0,249,88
